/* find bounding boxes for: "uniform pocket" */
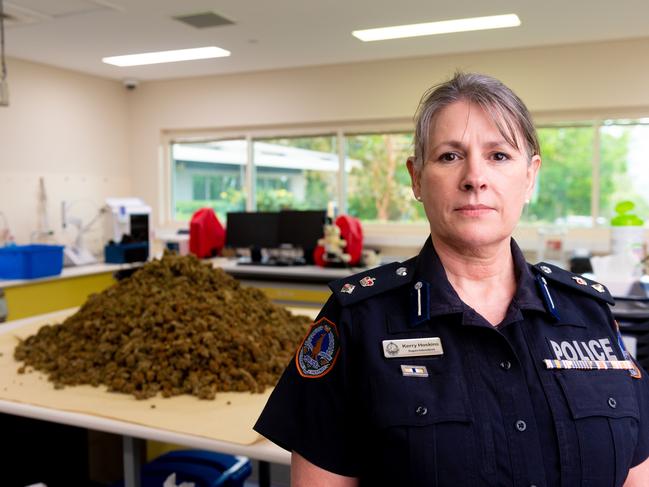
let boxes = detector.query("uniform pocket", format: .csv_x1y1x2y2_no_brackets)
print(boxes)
556,371,640,487
367,372,476,487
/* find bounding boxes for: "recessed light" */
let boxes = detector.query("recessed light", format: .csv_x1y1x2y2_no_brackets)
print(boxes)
352,14,521,42
102,46,230,67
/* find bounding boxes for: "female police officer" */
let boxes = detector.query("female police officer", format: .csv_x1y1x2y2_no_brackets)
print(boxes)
254,73,649,486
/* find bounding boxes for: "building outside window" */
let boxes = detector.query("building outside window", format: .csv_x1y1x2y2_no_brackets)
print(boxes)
252,136,339,212
171,140,247,222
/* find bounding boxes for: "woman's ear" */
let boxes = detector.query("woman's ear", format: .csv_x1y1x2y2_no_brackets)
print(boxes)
406,157,421,200
525,154,541,201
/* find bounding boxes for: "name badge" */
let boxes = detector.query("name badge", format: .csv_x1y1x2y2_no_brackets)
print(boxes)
382,337,443,358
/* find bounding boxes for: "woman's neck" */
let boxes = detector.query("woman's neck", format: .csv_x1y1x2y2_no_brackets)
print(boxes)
431,235,517,326
431,236,514,280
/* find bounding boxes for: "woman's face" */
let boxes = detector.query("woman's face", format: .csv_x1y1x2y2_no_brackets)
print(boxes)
408,100,540,251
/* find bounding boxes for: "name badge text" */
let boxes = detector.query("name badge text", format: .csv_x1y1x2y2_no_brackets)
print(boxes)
382,337,443,358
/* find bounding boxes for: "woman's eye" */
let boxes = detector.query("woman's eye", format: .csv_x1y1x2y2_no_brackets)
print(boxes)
493,152,509,161
439,152,458,162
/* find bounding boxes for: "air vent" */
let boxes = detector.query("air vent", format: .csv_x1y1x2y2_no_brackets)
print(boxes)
174,12,234,29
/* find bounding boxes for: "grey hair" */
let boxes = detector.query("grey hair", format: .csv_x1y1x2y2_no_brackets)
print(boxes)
412,72,540,171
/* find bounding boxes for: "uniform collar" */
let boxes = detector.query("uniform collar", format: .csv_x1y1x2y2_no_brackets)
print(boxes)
510,241,546,315
413,236,547,320
413,236,465,318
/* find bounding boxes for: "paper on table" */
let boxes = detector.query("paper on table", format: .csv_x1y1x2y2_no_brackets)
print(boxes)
0,308,316,445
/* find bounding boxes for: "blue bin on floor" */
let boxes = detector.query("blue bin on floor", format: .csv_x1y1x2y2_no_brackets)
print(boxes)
0,244,64,279
114,450,252,487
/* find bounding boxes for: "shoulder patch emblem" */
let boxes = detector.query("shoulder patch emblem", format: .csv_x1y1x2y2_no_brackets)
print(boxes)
296,317,341,379
614,320,643,379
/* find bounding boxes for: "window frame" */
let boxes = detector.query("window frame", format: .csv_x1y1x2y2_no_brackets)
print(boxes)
160,109,649,251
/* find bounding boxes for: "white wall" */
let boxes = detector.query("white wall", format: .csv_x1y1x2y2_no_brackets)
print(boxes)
0,58,131,252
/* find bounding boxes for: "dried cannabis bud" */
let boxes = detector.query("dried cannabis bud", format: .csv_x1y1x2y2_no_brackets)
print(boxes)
14,253,312,400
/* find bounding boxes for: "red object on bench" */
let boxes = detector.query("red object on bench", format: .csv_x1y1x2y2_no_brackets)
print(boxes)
189,208,225,258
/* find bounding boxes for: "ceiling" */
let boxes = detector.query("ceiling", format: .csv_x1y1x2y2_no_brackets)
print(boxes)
3,0,649,81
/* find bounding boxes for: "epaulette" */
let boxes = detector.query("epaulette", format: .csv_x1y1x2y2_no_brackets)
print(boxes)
328,258,416,307
532,262,615,305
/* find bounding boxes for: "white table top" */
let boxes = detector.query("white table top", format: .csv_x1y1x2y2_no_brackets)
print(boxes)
213,258,366,282
0,308,300,464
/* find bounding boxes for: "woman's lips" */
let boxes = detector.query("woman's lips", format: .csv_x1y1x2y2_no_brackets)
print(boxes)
455,204,496,216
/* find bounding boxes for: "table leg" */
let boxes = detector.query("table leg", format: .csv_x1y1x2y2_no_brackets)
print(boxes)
259,460,271,487
123,435,144,487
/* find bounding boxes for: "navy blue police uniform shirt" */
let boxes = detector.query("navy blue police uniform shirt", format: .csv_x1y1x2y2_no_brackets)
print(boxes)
254,237,649,487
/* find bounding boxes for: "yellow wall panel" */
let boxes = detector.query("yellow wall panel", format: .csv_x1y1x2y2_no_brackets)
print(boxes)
4,273,116,320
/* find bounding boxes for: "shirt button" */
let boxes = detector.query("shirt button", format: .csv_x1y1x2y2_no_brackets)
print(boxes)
515,420,527,432
608,397,617,408
500,360,512,370
415,405,428,416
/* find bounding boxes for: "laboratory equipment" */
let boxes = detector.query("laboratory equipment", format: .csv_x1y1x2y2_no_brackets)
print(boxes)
61,200,106,266
105,198,151,244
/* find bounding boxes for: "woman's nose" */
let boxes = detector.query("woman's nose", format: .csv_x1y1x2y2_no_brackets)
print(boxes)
459,156,488,192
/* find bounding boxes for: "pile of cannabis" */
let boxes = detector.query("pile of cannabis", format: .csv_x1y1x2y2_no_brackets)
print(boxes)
14,253,312,400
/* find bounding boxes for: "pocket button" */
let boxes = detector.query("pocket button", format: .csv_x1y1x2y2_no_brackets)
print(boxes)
608,397,617,409
515,420,527,432
415,405,428,416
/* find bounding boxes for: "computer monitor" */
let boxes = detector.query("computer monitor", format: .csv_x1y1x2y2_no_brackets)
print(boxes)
278,209,326,252
225,210,325,265
225,212,280,250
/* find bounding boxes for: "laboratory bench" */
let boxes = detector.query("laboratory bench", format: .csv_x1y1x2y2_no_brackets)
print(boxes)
0,259,360,485
0,307,319,486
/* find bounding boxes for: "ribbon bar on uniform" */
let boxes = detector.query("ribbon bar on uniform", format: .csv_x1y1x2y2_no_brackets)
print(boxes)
543,359,634,370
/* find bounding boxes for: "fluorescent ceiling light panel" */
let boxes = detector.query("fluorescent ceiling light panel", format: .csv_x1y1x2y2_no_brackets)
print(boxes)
102,46,230,66
352,14,521,42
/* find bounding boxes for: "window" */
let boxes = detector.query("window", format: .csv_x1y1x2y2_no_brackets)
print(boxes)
523,126,594,225
345,132,423,222
171,140,247,222
168,118,649,230
253,136,338,211
599,121,649,220
523,120,649,227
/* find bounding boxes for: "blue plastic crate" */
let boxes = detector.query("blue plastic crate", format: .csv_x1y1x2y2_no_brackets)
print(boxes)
0,244,64,279
113,450,252,487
